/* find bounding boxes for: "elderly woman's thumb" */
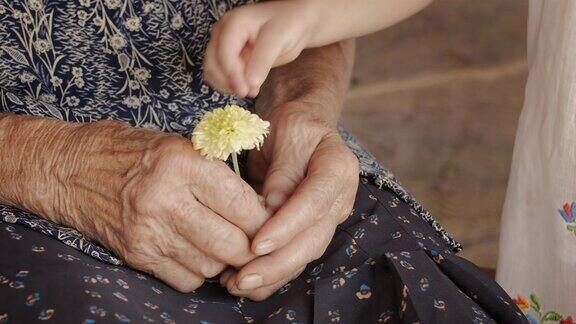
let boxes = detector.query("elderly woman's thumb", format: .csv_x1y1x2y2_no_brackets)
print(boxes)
262,161,306,212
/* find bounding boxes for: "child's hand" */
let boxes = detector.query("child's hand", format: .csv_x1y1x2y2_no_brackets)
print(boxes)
203,0,318,98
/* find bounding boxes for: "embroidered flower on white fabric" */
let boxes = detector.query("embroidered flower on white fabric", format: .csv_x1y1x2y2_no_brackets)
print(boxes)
79,0,91,7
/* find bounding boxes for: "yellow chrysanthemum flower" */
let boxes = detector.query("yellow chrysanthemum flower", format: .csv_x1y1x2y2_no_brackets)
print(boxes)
192,105,270,174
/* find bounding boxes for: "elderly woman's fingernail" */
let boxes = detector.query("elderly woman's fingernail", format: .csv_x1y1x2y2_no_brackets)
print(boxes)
254,239,275,255
219,269,234,286
266,192,286,209
238,274,262,290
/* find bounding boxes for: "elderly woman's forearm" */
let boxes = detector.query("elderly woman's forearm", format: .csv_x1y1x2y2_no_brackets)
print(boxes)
0,114,267,289
0,114,144,234
0,114,74,217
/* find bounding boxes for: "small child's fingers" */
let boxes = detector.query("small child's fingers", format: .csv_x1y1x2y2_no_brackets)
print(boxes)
203,24,233,93
247,87,258,98
216,18,252,97
245,24,285,95
240,45,260,97
248,83,260,98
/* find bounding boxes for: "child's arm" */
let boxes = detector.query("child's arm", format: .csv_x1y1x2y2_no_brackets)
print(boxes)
307,0,432,48
203,0,431,98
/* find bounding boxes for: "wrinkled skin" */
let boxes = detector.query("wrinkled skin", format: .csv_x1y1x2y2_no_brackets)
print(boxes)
216,42,359,300
223,101,359,301
0,118,268,292
109,132,270,291
0,41,358,300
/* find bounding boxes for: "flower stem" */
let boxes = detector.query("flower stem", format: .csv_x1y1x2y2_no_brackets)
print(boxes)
232,152,241,177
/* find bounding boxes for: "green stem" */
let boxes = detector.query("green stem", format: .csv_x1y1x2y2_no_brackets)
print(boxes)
232,152,240,177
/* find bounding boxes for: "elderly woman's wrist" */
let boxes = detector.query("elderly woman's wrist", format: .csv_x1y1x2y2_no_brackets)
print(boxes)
0,115,74,214
255,42,353,124
0,117,111,234
0,116,153,245
47,121,159,237
257,74,341,116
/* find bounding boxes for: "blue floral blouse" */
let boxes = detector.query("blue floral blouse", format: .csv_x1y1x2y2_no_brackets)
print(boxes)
0,0,460,265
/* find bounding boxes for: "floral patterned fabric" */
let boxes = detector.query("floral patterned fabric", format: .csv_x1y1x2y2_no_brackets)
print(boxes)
514,293,574,324
496,0,576,315
0,180,526,323
0,2,526,321
0,0,461,266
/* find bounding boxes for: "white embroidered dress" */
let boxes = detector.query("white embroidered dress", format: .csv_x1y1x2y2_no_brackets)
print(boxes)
497,0,576,317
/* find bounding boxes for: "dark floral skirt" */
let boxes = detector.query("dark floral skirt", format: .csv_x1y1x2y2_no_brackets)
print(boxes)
0,177,526,323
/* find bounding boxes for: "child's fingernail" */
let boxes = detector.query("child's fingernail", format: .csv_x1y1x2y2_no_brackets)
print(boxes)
254,239,276,255
233,84,247,97
247,74,261,88
238,274,263,290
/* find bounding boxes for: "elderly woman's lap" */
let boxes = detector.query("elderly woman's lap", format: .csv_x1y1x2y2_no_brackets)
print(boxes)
0,221,243,323
0,180,525,323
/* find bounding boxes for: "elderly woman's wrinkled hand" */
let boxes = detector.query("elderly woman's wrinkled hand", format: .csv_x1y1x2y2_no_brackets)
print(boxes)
222,102,360,300
51,121,269,292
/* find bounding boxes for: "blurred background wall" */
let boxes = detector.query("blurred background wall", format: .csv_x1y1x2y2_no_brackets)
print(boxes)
342,0,528,269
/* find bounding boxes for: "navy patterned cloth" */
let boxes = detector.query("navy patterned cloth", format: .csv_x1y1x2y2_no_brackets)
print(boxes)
0,0,460,263
0,180,526,323
0,0,525,322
